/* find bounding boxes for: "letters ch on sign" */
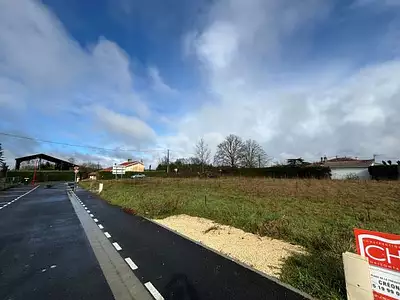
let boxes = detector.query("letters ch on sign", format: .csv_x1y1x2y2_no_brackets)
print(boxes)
365,245,400,264
357,232,400,272
354,229,400,300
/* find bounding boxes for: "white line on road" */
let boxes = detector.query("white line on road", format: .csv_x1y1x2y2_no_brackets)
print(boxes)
104,232,111,238
90,214,94,217
124,258,138,270
98,224,104,229
112,242,122,251
93,218,98,222
144,282,164,300
87,210,90,213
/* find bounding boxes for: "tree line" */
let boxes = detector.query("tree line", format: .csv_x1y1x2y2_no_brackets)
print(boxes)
157,134,270,171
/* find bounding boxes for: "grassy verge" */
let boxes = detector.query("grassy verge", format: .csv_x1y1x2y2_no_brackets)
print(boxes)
80,178,400,300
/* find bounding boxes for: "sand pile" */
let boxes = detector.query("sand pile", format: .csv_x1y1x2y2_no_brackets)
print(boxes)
153,214,305,277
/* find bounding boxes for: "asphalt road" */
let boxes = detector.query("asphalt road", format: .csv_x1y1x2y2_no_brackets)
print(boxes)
0,183,311,300
75,186,311,300
0,184,114,300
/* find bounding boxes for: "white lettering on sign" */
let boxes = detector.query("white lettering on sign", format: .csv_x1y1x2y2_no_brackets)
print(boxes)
358,234,400,270
366,245,387,262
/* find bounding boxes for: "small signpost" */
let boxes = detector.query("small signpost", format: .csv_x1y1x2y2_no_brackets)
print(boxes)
354,229,400,300
112,164,126,179
74,166,79,191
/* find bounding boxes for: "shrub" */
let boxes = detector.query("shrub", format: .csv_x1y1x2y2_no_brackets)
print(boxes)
368,165,398,180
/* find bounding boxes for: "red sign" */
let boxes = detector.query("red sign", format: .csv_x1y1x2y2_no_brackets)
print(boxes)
74,166,79,174
354,229,400,300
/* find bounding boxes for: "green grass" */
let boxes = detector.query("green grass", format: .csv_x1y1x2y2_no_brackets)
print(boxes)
80,178,400,300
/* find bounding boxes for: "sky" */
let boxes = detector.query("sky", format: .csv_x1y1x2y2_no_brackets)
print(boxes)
1,0,400,168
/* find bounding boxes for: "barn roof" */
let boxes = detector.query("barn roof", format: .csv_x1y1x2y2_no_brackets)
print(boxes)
15,153,76,170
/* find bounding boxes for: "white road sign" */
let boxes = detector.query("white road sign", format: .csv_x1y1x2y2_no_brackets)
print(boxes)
112,165,126,175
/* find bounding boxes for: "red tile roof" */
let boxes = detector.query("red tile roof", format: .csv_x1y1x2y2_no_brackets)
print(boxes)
322,157,374,168
102,161,144,172
120,161,142,167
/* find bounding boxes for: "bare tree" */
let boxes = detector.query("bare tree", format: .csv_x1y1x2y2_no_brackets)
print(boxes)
240,139,269,168
195,138,211,172
214,134,244,167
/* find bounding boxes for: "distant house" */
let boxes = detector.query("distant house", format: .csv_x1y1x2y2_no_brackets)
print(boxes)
89,172,97,180
321,157,375,179
102,159,145,173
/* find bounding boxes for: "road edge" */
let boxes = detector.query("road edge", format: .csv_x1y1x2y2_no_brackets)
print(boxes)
67,187,153,300
145,217,316,300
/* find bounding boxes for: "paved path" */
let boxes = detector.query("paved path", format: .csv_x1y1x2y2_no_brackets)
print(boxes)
75,186,311,300
0,184,115,300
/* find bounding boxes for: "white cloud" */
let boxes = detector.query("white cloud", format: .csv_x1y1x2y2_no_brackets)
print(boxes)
0,0,154,156
167,0,400,162
147,66,177,94
93,106,157,144
1,0,400,168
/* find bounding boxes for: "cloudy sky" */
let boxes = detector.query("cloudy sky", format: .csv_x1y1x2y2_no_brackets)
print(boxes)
1,0,399,168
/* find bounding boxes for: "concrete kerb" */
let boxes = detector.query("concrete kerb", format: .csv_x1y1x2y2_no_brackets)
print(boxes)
66,188,153,300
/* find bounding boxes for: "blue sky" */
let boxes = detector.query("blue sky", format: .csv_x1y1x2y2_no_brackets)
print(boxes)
1,0,400,167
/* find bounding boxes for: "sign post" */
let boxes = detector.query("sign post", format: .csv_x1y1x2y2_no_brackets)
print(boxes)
74,166,79,191
112,165,126,179
354,228,400,300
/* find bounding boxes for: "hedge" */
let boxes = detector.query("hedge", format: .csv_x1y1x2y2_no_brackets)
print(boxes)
368,165,399,180
96,171,167,180
7,171,75,182
95,166,331,180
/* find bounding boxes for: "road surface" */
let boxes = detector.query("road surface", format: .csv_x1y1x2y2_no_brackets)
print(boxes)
0,183,312,300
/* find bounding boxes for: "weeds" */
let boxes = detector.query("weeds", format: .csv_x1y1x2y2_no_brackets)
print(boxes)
80,178,400,300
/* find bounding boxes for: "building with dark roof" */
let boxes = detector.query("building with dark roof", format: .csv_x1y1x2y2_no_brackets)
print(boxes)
15,153,76,170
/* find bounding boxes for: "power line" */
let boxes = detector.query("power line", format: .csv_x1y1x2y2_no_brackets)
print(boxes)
0,132,165,154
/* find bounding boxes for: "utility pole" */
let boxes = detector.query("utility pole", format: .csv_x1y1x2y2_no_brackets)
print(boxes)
166,149,170,174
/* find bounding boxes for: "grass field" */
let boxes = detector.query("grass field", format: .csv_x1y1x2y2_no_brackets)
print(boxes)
80,178,400,300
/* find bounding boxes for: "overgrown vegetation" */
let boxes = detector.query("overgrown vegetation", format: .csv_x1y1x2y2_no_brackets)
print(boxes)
80,178,400,300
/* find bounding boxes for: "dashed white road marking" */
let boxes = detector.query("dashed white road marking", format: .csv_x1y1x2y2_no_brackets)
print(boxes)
89,214,94,217
124,258,138,270
144,282,164,300
87,210,91,213
93,218,98,222
112,242,122,251
98,224,104,229
104,232,111,238
0,185,39,212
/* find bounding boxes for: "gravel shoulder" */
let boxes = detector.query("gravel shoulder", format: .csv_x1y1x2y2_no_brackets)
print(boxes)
153,214,305,278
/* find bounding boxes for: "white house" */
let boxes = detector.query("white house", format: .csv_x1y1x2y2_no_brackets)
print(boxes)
322,157,375,179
